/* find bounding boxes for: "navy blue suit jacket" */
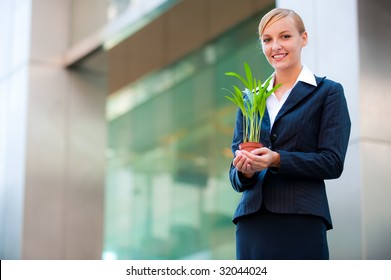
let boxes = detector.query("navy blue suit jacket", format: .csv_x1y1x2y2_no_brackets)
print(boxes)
229,76,351,229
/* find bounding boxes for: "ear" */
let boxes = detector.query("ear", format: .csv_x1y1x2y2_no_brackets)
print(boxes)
301,31,308,47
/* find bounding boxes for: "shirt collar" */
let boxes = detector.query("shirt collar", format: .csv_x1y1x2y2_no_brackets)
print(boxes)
297,65,317,87
267,65,317,91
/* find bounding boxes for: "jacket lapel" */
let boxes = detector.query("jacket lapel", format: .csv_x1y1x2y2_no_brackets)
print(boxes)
273,76,325,124
262,109,271,132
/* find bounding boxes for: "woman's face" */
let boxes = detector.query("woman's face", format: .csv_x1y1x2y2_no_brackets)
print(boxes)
260,16,307,72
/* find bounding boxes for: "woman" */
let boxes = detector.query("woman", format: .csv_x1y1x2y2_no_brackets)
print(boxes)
229,8,351,259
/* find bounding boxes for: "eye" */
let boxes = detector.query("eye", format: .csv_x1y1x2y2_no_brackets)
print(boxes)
262,38,271,43
282,34,291,39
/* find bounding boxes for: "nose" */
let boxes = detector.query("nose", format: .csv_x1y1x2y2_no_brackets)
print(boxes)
272,39,281,51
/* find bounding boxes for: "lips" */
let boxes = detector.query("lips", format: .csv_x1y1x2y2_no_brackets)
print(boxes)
272,53,287,59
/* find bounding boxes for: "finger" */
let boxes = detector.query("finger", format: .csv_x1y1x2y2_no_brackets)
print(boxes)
240,150,257,160
251,147,269,155
233,154,247,170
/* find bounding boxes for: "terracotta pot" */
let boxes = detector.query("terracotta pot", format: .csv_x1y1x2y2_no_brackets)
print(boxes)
239,142,263,152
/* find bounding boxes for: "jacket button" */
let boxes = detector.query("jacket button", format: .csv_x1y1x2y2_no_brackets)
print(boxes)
271,134,277,141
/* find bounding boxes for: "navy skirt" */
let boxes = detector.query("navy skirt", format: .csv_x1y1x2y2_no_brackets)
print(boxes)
236,206,329,260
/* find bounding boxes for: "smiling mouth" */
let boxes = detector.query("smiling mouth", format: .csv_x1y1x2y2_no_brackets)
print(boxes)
272,54,287,59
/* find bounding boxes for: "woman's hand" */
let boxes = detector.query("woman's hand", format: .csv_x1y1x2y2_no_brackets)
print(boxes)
233,150,256,178
233,147,280,178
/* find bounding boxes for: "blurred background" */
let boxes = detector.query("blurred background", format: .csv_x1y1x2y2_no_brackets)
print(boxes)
0,0,390,260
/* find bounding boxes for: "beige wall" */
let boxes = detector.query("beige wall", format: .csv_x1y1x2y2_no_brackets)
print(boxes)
22,0,107,259
23,68,107,259
0,0,106,259
358,0,391,259
70,0,110,45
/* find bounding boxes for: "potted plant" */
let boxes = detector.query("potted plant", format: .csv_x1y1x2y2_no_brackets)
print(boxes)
224,62,281,152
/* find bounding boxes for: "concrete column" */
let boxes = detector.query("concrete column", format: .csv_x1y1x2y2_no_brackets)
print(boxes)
0,0,32,260
0,0,106,259
356,0,391,259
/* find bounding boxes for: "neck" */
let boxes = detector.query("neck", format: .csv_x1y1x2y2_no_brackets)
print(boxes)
274,64,303,88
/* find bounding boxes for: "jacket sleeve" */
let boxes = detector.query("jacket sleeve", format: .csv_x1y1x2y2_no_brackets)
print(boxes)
229,163,259,192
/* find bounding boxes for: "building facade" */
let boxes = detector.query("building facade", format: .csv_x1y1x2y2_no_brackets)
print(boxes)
1,0,390,259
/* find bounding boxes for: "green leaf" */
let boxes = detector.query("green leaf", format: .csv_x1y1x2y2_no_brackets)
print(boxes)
223,62,283,143
225,72,248,89
244,62,253,90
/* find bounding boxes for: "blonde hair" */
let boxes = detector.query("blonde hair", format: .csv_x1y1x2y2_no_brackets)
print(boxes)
258,8,306,36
